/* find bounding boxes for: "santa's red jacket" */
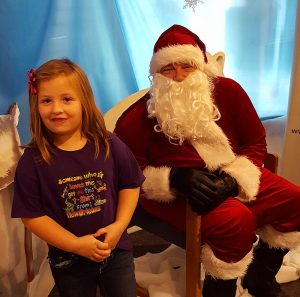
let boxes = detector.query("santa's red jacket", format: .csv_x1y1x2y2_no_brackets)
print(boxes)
115,76,267,205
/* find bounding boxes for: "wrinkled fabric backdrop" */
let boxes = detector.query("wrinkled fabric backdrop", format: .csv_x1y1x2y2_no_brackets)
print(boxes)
0,0,297,144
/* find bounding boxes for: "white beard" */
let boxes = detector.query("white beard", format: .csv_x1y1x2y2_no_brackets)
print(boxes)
147,70,221,145
147,70,236,170
145,69,260,200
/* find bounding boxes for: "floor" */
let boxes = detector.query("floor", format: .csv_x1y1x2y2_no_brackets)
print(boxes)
49,229,300,297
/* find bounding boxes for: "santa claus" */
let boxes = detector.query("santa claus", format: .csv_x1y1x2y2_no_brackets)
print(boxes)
114,25,300,297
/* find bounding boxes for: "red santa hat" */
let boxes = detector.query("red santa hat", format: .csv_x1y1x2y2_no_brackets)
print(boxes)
150,24,208,75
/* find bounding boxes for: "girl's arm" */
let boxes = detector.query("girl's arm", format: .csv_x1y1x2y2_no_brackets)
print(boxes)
95,187,140,249
116,187,140,229
22,215,110,261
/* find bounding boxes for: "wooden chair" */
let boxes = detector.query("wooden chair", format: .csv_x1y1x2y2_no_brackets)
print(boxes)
104,89,202,297
132,153,278,297
25,228,35,283
263,152,278,174
103,91,279,297
131,202,200,297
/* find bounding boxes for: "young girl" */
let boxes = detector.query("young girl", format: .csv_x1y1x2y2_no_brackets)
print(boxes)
12,58,145,297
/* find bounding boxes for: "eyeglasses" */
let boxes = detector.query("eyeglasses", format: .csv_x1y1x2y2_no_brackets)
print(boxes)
159,63,195,75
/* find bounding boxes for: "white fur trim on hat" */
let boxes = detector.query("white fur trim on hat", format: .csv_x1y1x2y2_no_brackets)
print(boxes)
141,166,176,202
201,244,253,280
257,225,300,250
150,44,206,75
222,156,261,202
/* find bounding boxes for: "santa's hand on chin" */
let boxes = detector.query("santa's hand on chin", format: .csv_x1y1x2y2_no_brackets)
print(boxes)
169,167,238,215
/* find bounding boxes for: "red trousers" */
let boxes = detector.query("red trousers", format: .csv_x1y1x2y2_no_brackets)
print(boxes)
140,168,300,263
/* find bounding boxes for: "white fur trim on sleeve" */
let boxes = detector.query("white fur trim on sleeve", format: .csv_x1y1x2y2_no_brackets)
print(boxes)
221,156,261,202
257,225,300,250
201,244,253,280
141,166,176,202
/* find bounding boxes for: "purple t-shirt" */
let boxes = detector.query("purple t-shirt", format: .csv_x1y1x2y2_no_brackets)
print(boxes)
12,132,144,257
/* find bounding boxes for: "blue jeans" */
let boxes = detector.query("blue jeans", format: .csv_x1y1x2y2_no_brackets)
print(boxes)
49,249,136,297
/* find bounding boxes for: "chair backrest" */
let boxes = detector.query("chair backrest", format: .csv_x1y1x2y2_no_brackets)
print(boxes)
264,152,278,173
0,102,22,190
104,89,148,132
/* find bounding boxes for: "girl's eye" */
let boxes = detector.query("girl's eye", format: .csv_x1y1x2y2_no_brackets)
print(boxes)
63,97,72,102
40,98,51,104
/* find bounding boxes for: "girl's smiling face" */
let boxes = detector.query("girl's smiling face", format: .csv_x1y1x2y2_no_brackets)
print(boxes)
38,74,83,146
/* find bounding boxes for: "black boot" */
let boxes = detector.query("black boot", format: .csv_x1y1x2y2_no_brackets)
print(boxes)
202,274,237,297
242,239,289,297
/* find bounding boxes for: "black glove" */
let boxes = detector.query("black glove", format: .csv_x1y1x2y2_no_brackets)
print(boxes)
169,168,238,215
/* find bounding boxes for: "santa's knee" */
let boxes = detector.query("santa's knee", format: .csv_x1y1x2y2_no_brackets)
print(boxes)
202,200,256,279
256,190,300,250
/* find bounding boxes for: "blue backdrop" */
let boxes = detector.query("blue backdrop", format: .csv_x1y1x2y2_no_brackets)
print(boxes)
0,0,297,143
0,1,139,143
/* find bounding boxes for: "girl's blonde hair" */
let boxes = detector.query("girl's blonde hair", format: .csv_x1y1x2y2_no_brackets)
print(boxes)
28,58,110,164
